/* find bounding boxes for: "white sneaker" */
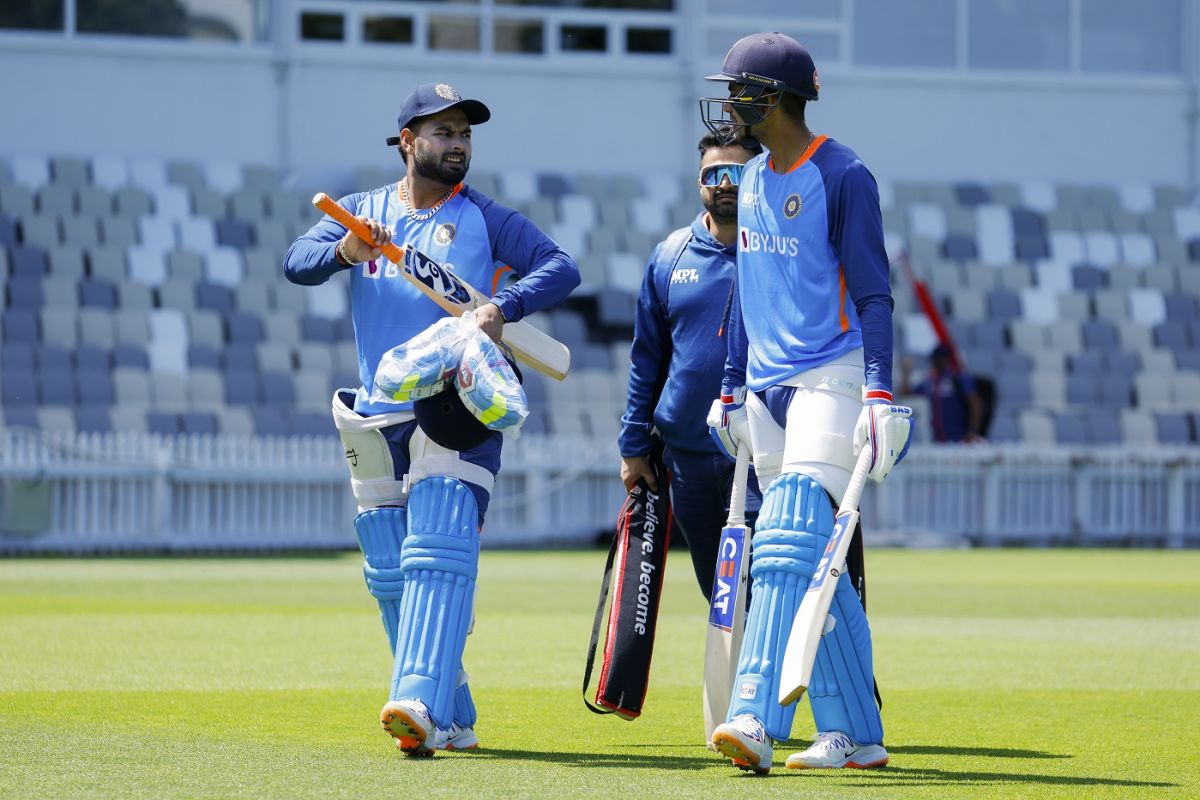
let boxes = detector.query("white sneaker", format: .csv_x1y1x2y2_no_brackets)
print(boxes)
380,699,435,755
435,722,479,752
711,714,773,775
785,731,889,769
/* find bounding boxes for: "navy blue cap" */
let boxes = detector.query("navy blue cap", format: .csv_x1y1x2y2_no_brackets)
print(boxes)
385,83,491,146
705,33,819,101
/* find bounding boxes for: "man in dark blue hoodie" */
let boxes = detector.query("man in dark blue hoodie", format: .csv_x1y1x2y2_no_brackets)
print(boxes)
619,132,763,599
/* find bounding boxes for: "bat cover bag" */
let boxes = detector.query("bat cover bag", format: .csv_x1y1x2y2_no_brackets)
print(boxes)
582,438,672,720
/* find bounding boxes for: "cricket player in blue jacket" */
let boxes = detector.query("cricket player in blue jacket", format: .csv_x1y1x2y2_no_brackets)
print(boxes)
619,132,764,599
701,34,913,774
284,82,580,756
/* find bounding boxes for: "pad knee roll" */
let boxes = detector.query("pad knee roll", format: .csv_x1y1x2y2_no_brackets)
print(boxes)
390,477,480,728
729,472,832,741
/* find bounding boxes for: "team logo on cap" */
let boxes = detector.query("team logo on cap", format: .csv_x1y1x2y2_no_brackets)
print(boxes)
813,69,820,92
435,83,461,101
435,223,456,244
783,193,803,218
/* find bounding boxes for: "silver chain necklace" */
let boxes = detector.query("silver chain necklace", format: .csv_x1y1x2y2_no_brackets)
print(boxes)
400,178,455,222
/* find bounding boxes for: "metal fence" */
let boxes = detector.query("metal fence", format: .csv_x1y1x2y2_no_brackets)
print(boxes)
1,430,1198,553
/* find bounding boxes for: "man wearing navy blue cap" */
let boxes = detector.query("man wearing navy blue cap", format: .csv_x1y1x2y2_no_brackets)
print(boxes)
285,82,580,756
701,34,910,773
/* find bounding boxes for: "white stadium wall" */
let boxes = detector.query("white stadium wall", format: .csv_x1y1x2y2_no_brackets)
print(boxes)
0,35,1195,188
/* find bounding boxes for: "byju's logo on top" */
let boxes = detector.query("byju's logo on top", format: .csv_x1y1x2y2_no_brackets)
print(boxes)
739,228,800,257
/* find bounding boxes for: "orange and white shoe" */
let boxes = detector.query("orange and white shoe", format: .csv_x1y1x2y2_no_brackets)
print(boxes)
381,699,435,756
785,731,888,769
711,713,772,775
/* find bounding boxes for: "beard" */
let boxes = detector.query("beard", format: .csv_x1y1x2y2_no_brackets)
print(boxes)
703,190,739,223
413,146,470,185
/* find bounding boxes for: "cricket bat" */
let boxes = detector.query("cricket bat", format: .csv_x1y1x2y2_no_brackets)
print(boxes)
702,443,752,741
312,193,571,381
778,447,873,707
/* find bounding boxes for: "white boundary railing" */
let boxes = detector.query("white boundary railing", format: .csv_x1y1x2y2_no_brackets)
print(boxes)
1,430,1198,552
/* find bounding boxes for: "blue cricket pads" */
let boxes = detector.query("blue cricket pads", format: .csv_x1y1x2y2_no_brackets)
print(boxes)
390,477,480,729
355,507,406,653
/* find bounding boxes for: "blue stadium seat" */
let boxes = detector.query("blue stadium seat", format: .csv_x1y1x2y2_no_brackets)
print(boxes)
290,412,331,436
225,311,265,344
995,371,1032,409
1066,374,1102,406
37,368,74,406
1165,294,1198,321
1067,351,1103,375
963,349,1000,376
1085,409,1122,444
969,320,1007,349
1098,377,1133,408
1189,320,1200,350
596,288,636,329
1081,320,1118,350
73,344,111,371
1105,351,1141,378
996,350,1031,374
300,315,336,342
187,344,221,370
2,366,35,407
2,310,39,343
1188,239,1200,263
74,406,111,434
1,344,34,369
1054,412,1089,445
549,311,589,347
1174,350,1200,371
1014,234,1050,261
942,233,977,261
954,183,990,207
112,344,150,370
223,345,257,371
537,173,572,198
4,405,39,428
0,211,18,248
987,409,1019,442
1155,413,1193,444
522,409,548,435
334,315,356,341
77,367,115,406
7,278,44,309
1153,321,1191,350
253,408,291,436
577,344,613,370
10,245,48,278
223,368,260,405
1011,207,1046,237
79,278,117,309
216,219,254,249
1072,265,1107,290
196,282,235,315
259,371,295,406
522,372,547,406
146,412,182,435
180,412,219,434
35,344,72,372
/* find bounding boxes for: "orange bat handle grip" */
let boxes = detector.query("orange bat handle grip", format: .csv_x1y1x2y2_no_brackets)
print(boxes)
312,193,406,264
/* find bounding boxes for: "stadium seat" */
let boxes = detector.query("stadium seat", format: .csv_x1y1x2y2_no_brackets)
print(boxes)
1155,413,1192,444
146,411,182,435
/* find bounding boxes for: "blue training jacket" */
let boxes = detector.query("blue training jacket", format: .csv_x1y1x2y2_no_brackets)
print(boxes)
723,136,895,396
284,182,580,415
620,212,736,457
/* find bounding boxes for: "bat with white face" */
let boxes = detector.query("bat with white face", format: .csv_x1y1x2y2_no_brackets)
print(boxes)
778,446,873,707
703,443,751,741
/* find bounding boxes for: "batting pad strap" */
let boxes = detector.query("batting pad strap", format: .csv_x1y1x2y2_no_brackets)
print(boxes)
729,472,832,741
391,477,480,728
808,572,883,745
407,453,495,494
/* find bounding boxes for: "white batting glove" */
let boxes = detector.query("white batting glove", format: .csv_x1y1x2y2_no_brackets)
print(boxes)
707,387,751,463
852,388,913,483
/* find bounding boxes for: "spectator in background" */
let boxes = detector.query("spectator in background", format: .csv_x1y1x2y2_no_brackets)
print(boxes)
901,344,983,443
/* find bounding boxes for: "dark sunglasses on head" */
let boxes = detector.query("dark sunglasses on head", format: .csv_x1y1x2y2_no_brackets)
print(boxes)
699,162,745,187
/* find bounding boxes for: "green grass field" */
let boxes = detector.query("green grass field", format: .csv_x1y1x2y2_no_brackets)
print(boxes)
1,549,1197,799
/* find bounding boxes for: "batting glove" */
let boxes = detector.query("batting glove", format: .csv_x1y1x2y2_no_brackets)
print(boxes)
707,386,752,463
852,387,914,483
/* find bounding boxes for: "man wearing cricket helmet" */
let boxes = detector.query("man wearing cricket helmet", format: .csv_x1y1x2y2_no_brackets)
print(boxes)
284,82,579,756
702,33,912,773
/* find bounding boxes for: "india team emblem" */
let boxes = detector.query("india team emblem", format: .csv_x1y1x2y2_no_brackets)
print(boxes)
435,83,461,101
435,223,456,245
783,193,803,219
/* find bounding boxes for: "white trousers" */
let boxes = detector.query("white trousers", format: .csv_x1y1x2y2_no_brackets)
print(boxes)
745,349,865,506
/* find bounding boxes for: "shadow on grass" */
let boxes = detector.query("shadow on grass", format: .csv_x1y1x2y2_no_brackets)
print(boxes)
464,747,1176,788
886,745,1071,759
825,766,1176,790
